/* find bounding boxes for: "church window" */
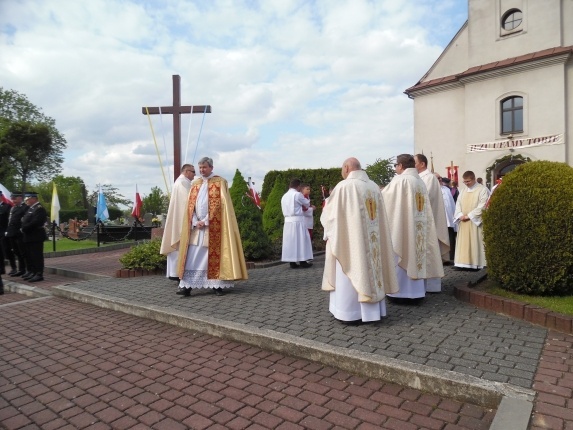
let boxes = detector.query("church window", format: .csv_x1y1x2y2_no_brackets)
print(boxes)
502,9,522,31
501,96,523,134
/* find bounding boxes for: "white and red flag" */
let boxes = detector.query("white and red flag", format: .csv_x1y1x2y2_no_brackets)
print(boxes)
245,178,261,209
131,184,143,219
0,183,13,206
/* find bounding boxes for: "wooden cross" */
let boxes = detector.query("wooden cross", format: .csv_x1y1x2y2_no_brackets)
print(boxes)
142,75,211,182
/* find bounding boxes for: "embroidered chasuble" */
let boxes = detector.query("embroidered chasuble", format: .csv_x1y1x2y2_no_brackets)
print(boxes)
177,175,248,282
321,170,398,303
419,169,450,261
454,183,489,269
382,168,444,280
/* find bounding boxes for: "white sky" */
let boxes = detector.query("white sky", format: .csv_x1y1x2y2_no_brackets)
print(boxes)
0,0,467,206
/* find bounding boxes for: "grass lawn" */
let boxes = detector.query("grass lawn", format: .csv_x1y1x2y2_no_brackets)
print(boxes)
482,280,573,316
44,239,127,252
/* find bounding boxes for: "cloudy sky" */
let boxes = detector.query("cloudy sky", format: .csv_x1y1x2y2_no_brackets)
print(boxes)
0,0,467,206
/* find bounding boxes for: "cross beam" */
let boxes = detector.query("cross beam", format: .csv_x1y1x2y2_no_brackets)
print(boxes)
142,75,211,182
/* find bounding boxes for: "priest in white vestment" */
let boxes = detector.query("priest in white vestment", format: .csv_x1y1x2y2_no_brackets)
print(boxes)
321,158,398,323
281,179,313,268
454,171,489,269
382,154,444,299
437,175,457,262
414,154,450,293
161,164,195,285
177,157,248,297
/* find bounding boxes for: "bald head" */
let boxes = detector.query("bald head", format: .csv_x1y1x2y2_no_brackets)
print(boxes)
341,157,362,179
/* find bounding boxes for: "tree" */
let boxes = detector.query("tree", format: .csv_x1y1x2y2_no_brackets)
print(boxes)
88,184,131,209
365,157,395,187
33,175,88,210
0,88,66,190
262,174,290,243
229,169,271,260
141,186,168,215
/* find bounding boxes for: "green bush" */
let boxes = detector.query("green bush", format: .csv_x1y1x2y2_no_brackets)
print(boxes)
229,169,272,260
119,238,166,271
262,174,289,243
483,161,573,295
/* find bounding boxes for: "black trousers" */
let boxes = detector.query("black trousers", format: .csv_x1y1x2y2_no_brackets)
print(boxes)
448,227,457,261
6,236,26,272
1,236,16,269
25,241,44,274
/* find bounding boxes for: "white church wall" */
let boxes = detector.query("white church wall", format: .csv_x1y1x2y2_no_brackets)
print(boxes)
468,0,563,68
424,26,469,81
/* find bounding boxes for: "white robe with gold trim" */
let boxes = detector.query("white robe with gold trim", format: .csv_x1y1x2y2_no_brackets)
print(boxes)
321,170,398,321
454,183,489,269
382,168,444,298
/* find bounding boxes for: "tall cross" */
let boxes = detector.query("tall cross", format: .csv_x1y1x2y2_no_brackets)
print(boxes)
142,75,211,182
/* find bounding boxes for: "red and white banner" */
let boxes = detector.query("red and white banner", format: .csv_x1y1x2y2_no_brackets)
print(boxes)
245,179,261,209
467,133,563,153
131,185,143,219
0,183,13,206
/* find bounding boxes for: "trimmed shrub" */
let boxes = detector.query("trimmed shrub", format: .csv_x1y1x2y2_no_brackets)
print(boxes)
119,239,166,271
229,169,272,260
262,174,289,243
483,161,573,295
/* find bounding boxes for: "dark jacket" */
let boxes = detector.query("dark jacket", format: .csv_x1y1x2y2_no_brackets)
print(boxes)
0,202,11,236
5,203,28,238
21,203,48,243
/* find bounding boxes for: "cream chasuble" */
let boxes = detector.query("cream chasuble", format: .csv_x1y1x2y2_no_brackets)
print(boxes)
382,168,444,281
454,183,489,269
419,169,450,261
160,174,192,277
321,170,398,304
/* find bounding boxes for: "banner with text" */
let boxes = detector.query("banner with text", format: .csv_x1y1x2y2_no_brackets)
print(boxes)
467,134,564,153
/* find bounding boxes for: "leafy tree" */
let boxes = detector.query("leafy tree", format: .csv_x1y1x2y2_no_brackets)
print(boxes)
0,88,66,190
365,157,395,187
262,174,290,243
229,169,271,260
34,175,89,210
142,186,168,215
88,184,131,209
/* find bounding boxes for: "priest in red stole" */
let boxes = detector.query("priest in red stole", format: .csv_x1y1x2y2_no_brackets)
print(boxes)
177,157,248,297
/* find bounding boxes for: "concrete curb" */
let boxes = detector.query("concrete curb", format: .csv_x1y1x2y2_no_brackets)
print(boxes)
44,267,111,281
52,283,535,416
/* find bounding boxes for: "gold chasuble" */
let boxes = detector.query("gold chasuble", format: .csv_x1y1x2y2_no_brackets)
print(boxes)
177,176,248,281
382,168,444,280
321,170,399,303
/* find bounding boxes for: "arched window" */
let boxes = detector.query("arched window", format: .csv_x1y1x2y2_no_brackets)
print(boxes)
502,9,523,31
501,96,523,134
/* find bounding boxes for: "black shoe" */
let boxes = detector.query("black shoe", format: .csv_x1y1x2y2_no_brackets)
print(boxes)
180,288,191,297
28,274,44,282
176,289,187,295
169,276,180,282
22,272,34,280
214,288,226,296
8,269,17,276
10,271,25,277
289,263,299,269
0,280,4,295
299,261,313,268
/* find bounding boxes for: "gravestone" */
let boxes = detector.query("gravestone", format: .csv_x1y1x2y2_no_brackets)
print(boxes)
143,213,153,227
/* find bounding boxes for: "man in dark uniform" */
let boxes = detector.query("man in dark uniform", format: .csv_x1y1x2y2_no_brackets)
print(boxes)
21,192,47,282
0,191,13,275
5,192,28,277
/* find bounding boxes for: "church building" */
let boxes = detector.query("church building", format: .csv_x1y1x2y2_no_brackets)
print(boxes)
404,0,573,188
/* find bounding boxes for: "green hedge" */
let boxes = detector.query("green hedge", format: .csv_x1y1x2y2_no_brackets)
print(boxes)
483,161,573,295
119,239,166,270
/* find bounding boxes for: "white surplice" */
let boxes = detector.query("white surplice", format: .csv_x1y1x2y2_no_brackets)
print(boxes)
281,188,313,262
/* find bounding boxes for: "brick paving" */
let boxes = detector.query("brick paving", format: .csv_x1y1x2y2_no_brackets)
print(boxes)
1,247,573,428
0,295,495,429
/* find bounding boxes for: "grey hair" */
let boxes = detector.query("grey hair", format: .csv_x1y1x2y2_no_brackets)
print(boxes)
198,157,213,167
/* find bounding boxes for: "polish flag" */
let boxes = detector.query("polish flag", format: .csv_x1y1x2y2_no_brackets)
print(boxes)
0,183,13,206
246,179,261,209
131,185,143,219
